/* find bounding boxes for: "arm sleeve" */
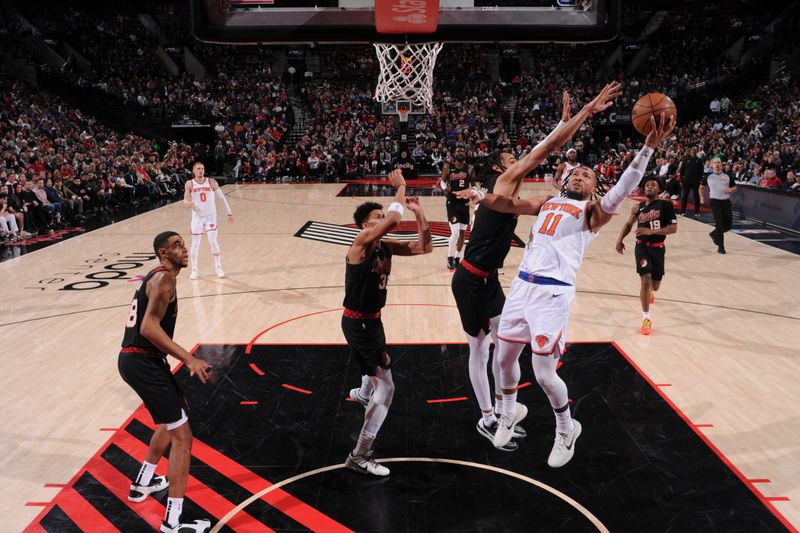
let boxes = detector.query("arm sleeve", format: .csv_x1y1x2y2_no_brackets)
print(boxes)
600,146,654,214
215,187,232,215
535,121,565,147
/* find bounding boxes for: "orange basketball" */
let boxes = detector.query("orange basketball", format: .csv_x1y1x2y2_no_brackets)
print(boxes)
631,93,677,136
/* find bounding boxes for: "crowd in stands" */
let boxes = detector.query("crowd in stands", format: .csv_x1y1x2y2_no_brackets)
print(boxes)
2,0,797,232
0,81,196,242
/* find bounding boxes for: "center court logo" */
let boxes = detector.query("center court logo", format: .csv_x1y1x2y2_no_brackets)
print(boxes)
295,221,525,248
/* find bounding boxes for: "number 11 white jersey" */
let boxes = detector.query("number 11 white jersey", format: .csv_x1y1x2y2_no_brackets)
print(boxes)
519,197,596,286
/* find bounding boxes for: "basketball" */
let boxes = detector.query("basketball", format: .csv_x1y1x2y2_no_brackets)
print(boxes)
632,93,677,136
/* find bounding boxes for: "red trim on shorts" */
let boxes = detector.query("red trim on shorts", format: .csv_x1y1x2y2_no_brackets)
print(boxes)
497,334,531,345
343,309,381,320
120,346,155,354
460,258,490,278
636,240,665,248
532,330,563,355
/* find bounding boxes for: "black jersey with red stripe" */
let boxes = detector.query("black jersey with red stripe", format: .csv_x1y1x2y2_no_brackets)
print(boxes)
636,199,676,244
446,164,471,204
121,266,178,352
343,242,392,314
463,204,518,272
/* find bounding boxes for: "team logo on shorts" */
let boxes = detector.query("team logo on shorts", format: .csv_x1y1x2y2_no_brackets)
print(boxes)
535,335,549,349
639,259,648,268
295,221,525,248
208,223,217,230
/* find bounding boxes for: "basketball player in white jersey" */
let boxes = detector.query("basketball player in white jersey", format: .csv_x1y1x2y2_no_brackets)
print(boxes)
458,113,675,467
183,161,234,279
553,148,580,192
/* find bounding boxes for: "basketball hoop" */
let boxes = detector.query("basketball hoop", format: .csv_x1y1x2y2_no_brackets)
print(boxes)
373,42,443,113
397,106,410,123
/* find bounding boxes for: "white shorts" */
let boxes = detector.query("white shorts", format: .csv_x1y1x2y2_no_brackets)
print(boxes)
191,213,218,235
497,276,575,355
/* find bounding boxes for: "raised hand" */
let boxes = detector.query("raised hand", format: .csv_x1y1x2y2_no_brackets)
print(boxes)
561,90,571,122
389,169,406,189
585,82,623,115
405,196,423,213
644,113,677,149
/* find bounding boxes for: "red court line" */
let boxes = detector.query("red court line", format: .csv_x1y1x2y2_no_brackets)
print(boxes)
767,497,791,502
611,341,798,533
245,303,458,353
99,428,120,431
692,424,714,428
426,397,468,404
282,384,313,395
655,383,672,387
43,483,68,488
25,502,49,507
249,363,266,376
518,381,532,390
114,429,271,532
55,487,121,532
240,401,259,405
749,479,772,483
179,424,354,532
22,522,47,533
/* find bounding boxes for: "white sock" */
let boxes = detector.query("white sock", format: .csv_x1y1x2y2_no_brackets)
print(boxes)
358,374,373,399
501,391,517,418
447,223,459,257
165,497,183,526
482,411,497,426
554,404,575,434
135,461,157,486
643,311,651,319
455,248,462,259
353,428,377,457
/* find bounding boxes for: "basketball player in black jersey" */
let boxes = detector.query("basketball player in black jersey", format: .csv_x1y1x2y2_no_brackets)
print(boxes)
343,169,432,476
452,84,622,450
118,231,212,533
615,175,677,335
441,145,473,271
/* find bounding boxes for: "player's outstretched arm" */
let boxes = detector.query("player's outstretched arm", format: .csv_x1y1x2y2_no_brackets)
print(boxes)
350,170,406,258
590,114,676,232
493,83,621,197
386,197,433,256
615,204,639,254
141,273,210,383
456,188,552,216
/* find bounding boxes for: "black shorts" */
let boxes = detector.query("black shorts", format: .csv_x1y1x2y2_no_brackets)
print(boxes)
446,199,469,225
118,351,187,425
451,265,505,337
635,243,666,281
341,316,389,376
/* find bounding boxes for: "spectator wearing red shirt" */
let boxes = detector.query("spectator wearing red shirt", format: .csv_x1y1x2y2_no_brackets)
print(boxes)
758,169,783,190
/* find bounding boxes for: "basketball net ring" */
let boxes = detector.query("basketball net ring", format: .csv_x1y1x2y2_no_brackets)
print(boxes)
374,42,443,114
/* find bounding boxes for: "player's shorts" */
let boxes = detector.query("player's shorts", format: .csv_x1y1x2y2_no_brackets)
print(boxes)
446,199,470,226
497,274,575,355
118,349,188,426
635,241,666,281
191,213,218,234
451,261,504,337
341,313,390,376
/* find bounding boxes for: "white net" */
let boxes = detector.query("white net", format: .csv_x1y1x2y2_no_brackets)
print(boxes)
373,42,443,113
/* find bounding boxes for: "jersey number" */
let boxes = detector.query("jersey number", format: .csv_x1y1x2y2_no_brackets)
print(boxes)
538,213,563,236
458,179,465,188
650,220,661,230
378,274,388,290
199,192,207,202
126,298,138,328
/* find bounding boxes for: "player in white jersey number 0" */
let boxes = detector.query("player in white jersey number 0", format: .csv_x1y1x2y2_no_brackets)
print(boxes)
183,161,234,279
458,112,675,468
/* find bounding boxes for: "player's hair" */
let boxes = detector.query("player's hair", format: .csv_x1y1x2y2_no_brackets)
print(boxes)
192,160,204,168
474,149,512,193
353,201,384,228
153,231,180,256
640,174,664,192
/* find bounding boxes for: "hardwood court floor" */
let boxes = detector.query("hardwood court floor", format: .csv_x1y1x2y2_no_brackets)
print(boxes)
1,183,798,531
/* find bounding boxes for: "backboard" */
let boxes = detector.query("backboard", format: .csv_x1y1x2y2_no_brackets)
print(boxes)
192,0,620,44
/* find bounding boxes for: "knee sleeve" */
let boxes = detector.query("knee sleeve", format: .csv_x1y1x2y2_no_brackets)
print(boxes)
466,331,492,411
496,339,524,391
532,350,569,409
207,229,221,254
363,368,394,435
